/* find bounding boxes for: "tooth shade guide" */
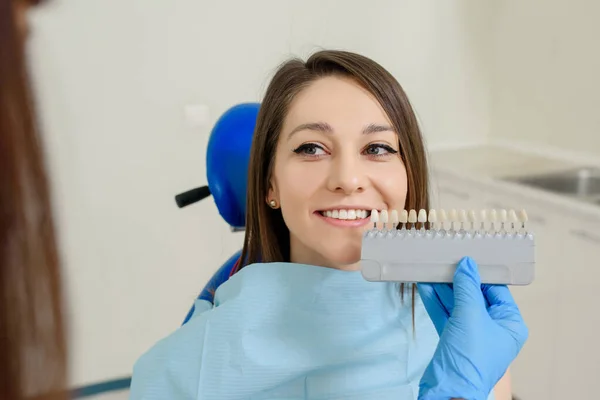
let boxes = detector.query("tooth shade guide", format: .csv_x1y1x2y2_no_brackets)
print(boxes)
365,209,531,238
360,214,536,286
367,209,531,239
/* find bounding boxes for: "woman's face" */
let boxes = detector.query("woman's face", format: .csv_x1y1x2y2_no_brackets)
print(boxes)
269,76,408,270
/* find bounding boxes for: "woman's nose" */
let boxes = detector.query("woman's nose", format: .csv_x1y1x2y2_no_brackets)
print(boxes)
326,154,366,194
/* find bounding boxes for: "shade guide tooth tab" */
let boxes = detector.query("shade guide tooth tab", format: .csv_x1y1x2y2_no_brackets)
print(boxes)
439,209,448,222
480,209,487,220
500,209,508,222
399,210,408,224
370,210,379,223
380,210,389,223
390,210,399,224
449,209,458,221
408,210,418,224
490,209,498,222
519,209,528,223
428,209,438,223
468,210,477,222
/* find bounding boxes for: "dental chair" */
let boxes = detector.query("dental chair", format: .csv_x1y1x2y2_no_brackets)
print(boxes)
175,102,259,325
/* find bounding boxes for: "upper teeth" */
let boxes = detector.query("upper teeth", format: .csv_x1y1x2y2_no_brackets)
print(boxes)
322,209,369,220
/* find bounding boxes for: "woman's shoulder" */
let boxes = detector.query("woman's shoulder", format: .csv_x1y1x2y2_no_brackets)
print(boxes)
129,300,213,399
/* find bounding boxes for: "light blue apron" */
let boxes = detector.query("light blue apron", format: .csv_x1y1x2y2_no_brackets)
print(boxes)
129,262,494,400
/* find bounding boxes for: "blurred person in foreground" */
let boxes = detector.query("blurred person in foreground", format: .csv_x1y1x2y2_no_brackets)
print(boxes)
0,0,68,399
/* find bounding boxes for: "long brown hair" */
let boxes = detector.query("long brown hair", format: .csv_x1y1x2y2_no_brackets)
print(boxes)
0,0,68,398
237,50,430,317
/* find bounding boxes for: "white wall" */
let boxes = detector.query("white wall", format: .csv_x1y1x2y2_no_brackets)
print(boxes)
490,0,600,157
27,0,493,387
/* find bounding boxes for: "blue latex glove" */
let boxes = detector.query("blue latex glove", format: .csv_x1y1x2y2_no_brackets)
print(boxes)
417,256,529,400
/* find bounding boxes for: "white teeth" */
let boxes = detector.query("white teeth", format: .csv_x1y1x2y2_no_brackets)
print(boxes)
490,209,498,222
418,209,427,223
459,210,468,223
322,209,371,220
370,210,379,223
480,209,487,221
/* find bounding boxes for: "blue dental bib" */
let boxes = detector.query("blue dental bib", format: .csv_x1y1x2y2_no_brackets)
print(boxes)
130,262,494,400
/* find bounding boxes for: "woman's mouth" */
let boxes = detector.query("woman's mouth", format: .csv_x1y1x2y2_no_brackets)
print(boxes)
318,209,371,220
315,209,373,228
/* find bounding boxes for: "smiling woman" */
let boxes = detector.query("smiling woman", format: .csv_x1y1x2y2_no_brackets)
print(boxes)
239,51,428,273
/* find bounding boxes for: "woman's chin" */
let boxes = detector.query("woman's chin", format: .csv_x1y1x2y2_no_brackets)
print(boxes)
334,262,362,271
290,236,363,270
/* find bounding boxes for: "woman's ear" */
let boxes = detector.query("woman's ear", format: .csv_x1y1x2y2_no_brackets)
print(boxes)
266,182,279,209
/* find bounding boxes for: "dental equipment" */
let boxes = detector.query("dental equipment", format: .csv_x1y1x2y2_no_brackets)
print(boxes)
361,208,535,285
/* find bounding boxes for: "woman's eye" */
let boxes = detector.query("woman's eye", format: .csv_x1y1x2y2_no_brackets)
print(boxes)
365,144,398,156
293,143,327,156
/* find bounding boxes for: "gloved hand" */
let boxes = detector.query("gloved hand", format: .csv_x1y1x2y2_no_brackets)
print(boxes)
417,256,529,400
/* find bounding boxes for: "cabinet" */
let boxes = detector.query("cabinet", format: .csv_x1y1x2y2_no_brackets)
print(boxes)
479,186,562,294
477,185,563,400
433,170,600,400
550,217,600,400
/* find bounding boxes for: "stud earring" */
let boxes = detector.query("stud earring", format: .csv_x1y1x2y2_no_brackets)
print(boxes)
269,199,278,208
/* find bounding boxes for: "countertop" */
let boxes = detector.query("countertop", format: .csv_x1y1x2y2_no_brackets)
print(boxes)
428,144,584,179
427,143,600,222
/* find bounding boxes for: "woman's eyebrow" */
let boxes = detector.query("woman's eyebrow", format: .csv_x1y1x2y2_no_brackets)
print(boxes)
363,123,395,134
287,122,333,139
287,122,394,140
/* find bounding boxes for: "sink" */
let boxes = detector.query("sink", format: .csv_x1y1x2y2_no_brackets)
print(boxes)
503,167,600,204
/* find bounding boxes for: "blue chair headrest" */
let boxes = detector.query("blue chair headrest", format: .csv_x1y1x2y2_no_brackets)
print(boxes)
206,103,260,228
